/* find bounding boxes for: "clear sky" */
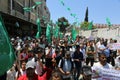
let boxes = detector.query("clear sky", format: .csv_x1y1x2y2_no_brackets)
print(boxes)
46,0,120,24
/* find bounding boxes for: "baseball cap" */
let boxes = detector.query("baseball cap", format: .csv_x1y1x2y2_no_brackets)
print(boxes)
82,65,92,76
26,61,36,69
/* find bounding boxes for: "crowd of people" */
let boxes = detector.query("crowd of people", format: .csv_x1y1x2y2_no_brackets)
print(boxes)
0,35,120,80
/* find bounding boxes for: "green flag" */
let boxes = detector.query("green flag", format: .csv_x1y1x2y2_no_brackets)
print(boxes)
54,25,60,38
57,22,62,25
70,13,76,18
35,1,42,5
63,22,67,25
23,7,31,12
35,32,40,39
68,36,71,44
106,17,112,27
88,21,93,30
46,24,51,43
60,0,65,6
0,15,16,76
72,27,77,41
35,18,41,38
67,7,71,11
32,5,36,9
36,18,41,32
59,32,63,39
24,2,42,11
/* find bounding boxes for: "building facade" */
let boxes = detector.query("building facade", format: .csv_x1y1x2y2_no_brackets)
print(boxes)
0,0,50,37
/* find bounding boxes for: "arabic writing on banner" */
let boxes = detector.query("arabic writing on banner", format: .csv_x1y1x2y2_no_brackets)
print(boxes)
108,43,120,50
92,68,120,80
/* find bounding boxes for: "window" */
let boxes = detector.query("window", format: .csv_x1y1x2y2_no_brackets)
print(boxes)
12,0,24,14
44,6,46,10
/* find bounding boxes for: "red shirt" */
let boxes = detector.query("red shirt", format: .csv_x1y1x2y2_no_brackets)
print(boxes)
18,74,46,80
52,53,56,58
43,67,52,80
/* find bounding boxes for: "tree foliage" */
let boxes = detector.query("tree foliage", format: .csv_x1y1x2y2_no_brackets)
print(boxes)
80,21,89,30
80,21,96,30
57,17,70,33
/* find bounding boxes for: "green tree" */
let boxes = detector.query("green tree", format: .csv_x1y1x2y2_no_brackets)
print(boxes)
80,21,97,30
57,17,70,33
80,21,89,30
84,7,88,22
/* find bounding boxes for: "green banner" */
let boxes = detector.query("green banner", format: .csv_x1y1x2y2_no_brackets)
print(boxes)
35,18,41,38
88,21,93,30
0,15,16,76
72,27,77,41
46,24,51,43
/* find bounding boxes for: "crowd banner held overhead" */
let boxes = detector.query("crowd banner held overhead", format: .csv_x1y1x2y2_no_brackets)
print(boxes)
108,43,120,50
92,67,120,80
0,15,16,76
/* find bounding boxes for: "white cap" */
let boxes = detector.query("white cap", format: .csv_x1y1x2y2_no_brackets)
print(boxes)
11,38,15,41
26,61,36,69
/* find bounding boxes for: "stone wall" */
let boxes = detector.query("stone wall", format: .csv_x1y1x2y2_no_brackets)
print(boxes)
81,27,120,42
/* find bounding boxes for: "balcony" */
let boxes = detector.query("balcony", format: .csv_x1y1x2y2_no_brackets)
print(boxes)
30,12,36,24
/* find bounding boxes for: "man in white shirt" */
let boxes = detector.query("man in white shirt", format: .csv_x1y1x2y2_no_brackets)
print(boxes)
35,49,44,76
58,51,75,80
92,52,113,80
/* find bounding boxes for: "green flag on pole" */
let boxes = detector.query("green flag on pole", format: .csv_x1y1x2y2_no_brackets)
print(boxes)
23,7,31,12
106,17,112,27
88,21,93,30
35,32,40,39
46,24,51,43
70,13,76,18
72,27,77,41
35,18,41,38
54,25,60,38
36,18,41,32
60,0,65,6
67,7,71,11
68,36,71,44
24,1,42,11
0,15,16,76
